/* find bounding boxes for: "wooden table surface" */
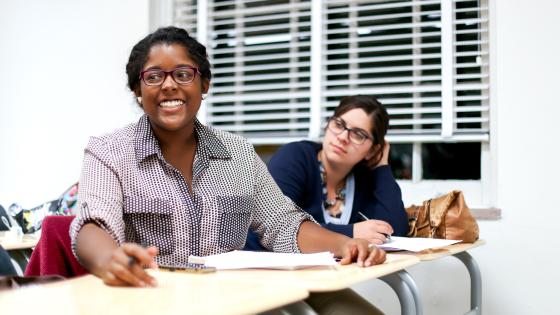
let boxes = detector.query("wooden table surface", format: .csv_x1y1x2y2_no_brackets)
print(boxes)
0,269,309,315
0,254,421,315
211,253,420,292
394,239,486,261
0,234,39,250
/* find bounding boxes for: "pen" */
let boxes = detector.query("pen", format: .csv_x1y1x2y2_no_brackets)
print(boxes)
128,256,138,267
128,241,149,267
357,211,391,241
357,211,369,222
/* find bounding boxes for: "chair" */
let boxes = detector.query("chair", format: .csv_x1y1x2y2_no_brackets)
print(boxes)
24,216,88,278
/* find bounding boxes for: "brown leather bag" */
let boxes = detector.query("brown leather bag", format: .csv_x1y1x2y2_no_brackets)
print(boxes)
406,190,479,243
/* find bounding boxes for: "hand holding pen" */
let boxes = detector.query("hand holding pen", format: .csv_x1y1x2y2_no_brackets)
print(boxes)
354,211,393,245
100,243,159,287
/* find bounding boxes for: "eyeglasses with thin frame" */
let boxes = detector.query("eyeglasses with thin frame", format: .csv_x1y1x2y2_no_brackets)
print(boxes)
139,66,200,86
327,117,374,145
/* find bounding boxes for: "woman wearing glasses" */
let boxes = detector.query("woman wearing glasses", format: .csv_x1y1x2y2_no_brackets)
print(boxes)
70,26,385,314
247,95,408,250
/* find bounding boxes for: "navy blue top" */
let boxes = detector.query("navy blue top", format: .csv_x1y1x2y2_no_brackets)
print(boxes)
245,140,408,250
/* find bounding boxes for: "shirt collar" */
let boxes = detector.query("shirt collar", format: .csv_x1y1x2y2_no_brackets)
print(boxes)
134,115,159,162
193,119,231,160
134,114,231,163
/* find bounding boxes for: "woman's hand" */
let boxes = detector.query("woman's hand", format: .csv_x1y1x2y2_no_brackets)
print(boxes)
353,219,394,245
98,243,159,287
338,238,386,267
297,221,384,267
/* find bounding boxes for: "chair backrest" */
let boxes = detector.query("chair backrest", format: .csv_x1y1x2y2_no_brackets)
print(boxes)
24,215,88,278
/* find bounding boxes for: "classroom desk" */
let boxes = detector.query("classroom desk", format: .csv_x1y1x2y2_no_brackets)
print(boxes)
216,254,421,315
394,240,486,315
0,254,419,315
216,253,419,292
0,234,39,275
0,234,39,250
0,269,310,315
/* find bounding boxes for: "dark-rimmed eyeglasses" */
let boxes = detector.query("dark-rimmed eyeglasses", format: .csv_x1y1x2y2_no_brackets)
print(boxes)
327,117,373,145
139,66,200,86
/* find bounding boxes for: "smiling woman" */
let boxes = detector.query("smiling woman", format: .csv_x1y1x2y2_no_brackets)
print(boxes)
69,26,385,314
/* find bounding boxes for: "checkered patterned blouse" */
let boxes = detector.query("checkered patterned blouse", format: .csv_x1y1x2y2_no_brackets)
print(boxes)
70,115,313,266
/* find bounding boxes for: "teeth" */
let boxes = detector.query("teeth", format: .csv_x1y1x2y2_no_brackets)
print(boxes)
160,100,184,108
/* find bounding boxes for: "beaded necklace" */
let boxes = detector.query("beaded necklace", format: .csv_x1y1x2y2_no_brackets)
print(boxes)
318,155,347,219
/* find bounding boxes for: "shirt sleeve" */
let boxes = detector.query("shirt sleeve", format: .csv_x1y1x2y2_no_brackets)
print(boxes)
249,150,315,253
70,137,126,259
360,165,409,236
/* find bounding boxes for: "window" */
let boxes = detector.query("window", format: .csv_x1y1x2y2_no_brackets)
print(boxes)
170,0,492,206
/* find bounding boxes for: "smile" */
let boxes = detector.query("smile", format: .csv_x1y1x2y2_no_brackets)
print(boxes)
159,99,185,108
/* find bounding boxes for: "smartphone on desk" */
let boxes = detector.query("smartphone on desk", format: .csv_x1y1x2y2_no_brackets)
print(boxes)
158,263,216,274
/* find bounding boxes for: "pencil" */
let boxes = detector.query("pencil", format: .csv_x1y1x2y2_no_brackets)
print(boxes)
357,211,391,240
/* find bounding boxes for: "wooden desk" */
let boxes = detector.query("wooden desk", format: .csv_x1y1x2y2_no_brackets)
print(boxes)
0,234,39,250
408,239,485,261
0,270,309,315
217,254,421,315
0,255,419,315
393,240,486,315
215,254,419,292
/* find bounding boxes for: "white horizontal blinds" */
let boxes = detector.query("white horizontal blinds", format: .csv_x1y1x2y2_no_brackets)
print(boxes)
453,0,489,139
204,0,313,141
323,0,443,141
174,0,198,37
322,0,489,142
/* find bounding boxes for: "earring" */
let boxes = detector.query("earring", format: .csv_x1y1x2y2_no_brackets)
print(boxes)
137,96,142,104
202,94,207,100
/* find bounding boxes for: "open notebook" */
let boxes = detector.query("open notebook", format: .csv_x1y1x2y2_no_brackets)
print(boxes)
188,251,337,270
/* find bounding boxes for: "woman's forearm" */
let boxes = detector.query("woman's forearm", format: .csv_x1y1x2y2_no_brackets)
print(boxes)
297,221,350,256
75,223,119,276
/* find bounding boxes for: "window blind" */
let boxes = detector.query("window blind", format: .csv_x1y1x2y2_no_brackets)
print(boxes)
198,0,312,142
174,0,198,37
322,0,489,142
173,0,489,144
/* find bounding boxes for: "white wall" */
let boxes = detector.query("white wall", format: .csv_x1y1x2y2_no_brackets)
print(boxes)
0,0,149,207
1,1,559,314
485,0,560,312
354,1,560,314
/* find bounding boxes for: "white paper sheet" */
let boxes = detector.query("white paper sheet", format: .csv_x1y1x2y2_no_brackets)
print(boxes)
377,236,461,252
189,250,337,270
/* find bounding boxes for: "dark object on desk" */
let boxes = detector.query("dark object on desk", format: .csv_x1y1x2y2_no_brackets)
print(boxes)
24,216,89,278
406,190,479,243
0,205,11,231
159,263,216,274
0,245,17,276
10,183,79,234
0,275,65,291
12,201,58,234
